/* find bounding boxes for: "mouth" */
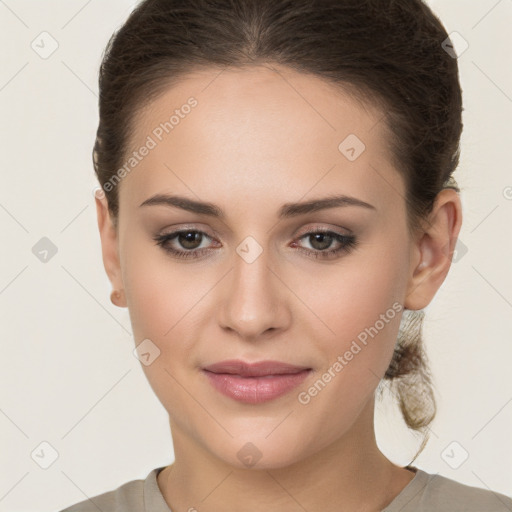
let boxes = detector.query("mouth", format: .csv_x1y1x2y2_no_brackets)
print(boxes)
203,359,311,377
202,359,312,403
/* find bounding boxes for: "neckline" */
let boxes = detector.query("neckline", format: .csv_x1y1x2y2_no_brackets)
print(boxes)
381,465,430,511
147,465,427,512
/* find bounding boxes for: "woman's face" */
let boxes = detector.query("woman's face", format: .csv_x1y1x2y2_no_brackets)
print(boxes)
98,64,429,469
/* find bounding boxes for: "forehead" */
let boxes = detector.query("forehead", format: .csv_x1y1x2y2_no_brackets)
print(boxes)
120,64,403,214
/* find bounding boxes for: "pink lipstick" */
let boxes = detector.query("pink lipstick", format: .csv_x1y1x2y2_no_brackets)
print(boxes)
202,359,312,404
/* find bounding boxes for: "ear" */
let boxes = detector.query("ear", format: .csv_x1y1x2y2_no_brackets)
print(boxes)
95,190,127,307
404,188,463,311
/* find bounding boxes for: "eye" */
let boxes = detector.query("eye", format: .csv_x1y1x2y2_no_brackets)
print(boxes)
153,228,358,260
291,229,358,259
153,229,217,259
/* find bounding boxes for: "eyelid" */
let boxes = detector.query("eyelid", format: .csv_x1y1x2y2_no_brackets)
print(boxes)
293,223,353,237
158,223,352,241
159,224,217,237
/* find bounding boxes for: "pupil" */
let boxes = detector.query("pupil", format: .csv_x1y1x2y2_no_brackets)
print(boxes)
312,233,332,250
180,231,200,249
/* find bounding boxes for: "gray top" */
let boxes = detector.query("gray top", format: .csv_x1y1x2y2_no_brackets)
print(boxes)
59,465,512,511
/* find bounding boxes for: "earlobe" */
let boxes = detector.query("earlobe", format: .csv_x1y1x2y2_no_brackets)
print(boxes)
95,190,126,307
404,188,463,311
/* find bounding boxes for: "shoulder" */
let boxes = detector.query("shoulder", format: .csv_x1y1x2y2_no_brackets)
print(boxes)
386,467,512,512
423,472,512,511
57,468,162,512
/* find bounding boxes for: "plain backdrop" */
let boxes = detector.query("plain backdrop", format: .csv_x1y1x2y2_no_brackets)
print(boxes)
1,1,511,510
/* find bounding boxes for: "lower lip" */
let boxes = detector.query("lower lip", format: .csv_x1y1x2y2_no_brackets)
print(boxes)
203,369,311,404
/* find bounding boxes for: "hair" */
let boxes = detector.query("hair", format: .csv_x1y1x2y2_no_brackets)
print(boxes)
93,0,463,462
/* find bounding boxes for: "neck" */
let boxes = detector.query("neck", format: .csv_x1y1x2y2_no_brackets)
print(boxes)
157,398,415,512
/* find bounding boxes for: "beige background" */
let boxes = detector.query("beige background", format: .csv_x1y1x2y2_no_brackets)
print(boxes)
0,0,511,510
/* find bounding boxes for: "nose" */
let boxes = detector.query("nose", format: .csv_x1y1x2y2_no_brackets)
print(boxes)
217,246,291,341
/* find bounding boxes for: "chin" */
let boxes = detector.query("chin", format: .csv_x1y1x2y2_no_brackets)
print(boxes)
209,435,313,471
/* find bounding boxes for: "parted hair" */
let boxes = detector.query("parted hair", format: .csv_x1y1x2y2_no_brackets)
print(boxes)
93,0,463,462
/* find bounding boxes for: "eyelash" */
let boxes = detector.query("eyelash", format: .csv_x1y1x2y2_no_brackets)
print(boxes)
153,228,358,261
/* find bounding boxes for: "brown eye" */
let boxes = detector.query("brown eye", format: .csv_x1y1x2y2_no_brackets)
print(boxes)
292,230,358,260
154,228,357,261
307,232,335,251
153,229,215,259
176,231,204,250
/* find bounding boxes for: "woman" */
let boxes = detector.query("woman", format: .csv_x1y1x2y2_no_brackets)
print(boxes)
61,0,512,510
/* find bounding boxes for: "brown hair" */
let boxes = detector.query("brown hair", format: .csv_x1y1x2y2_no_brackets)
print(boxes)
93,0,463,462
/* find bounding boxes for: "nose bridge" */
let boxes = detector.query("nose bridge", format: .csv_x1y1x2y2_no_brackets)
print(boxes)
218,238,287,339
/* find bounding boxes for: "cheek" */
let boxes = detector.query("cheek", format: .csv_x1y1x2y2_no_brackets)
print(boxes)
298,243,406,383
120,244,203,412
306,253,403,330
293,262,404,438
120,233,200,341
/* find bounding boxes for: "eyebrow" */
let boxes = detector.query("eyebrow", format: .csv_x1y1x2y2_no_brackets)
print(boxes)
139,193,376,218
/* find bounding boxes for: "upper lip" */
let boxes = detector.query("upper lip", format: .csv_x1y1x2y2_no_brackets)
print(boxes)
203,359,311,377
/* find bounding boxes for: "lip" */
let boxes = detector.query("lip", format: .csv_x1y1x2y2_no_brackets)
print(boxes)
202,359,312,404
203,359,311,377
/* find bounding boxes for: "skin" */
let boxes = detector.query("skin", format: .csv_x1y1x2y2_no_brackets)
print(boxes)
96,64,462,512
